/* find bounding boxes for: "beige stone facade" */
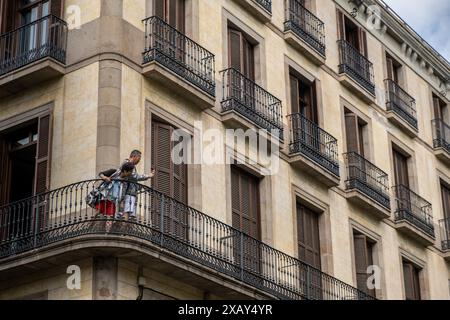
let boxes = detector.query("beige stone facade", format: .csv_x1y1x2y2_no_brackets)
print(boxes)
0,0,449,300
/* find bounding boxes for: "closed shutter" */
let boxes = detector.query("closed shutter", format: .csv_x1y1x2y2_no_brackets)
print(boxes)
34,113,52,195
154,0,184,31
228,28,255,80
403,262,421,300
154,0,164,19
50,0,62,18
354,234,375,295
297,204,321,269
393,149,409,188
345,112,361,154
441,184,450,219
336,9,345,40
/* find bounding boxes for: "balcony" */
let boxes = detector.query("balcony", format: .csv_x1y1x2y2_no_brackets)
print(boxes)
0,180,374,300
337,40,375,102
284,0,326,65
344,152,391,219
0,15,67,98
385,79,418,137
439,218,450,260
432,119,450,164
393,185,435,246
220,68,284,140
287,113,340,187
142,16,216,109
233,0,272,23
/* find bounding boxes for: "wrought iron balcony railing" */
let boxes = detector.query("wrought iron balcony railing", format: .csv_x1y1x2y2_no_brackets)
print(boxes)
220,68,284,139
254,0,272,13
0,15,68,76
337,40,375,95
385,79,417,129
288,113,340,177
344,152,390,209
143,16,216,96
432,119,450,154
439,218,450,251
393,185,435,237
284,0,326,56
0,180,374,300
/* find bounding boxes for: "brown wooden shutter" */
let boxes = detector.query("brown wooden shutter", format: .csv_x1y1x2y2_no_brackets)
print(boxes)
34,113,52,195
336,9,345,40
154,0,165,19
393,149,409,188
386,56,395,81
345,113,361,154
0,137,11,206
297,204,321,269
354,235,370,294
242,37,254,81
50,0,62,18
358,28,368,57
441,184,450,219
403,262,421,300
433,96,443,120
290,75,300,114
228,28,242,72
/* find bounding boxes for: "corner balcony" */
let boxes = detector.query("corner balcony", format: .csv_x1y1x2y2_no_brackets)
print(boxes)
432,119,450,164
439,218,450,261
0,180,374,300
220,68,284,140
284,0,326,65
344,152,391,219
233,0,272,23
337,40,375,103
142,16,216,110
393,185,435,246
287,113,340,187
385,79,418,137
0,15,67,98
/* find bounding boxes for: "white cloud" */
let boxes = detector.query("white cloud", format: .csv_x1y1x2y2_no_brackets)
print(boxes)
382,0,450,62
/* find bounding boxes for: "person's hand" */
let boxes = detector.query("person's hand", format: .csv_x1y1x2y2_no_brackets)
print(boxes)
148,169,156,178
102,176,111,183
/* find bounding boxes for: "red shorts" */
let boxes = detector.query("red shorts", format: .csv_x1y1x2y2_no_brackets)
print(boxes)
95,200,116,217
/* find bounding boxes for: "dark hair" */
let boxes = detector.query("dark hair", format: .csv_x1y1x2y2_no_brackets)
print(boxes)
121,162,135,173
130,150,142,157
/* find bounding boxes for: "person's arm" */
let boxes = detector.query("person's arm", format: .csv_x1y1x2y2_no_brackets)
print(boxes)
99,169,117,182
134,169,155,181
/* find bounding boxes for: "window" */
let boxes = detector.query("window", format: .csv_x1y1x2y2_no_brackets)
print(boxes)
289,72,318,123
345,110,366,156
228,27,255,80
433,93,448,121
441,183,450,220
296,203,321,269
353,232,376,297
392,148,410,188
402,260,421,300
386,53,403,85
336,9,367,56
154,0,185,31
231,166,261,274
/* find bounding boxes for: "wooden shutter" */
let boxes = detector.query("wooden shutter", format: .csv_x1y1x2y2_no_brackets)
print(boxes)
354,235,372,294
345,113,361,154
0,138,10,206
433,96,443,120
441,184,450,219
297,204,321,269
386,56,395,81
34,113,52,195
393,149,409,188
231,167,260,240
228,28,242,72
336,9,345,40
154,0,164,19
242,37,254,81
290,75,300,114
50,0,62,18
403,262,421,300
358,28,368,57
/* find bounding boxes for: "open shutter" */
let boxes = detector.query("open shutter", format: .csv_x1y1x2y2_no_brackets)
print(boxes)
34,113,52,195
433,96,443,120
50,0,62,18
442,185,450,219
290,75,300,114
412,266,421,300
154,0,164,19
228,28,242,72
345,113,360,154
152,121,173,198
403,262,414,300
358,28,368,57
393,149,409,188
354,235,369,293
336,9,345,40
386,56,395,81
0,138,10,206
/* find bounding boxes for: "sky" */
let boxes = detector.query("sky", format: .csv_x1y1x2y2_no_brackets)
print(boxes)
383,0,450,62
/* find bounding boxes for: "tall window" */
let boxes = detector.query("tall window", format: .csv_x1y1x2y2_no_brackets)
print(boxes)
386,53,403,85
296,203,321,269
345,110,366,156
154,0,185,31
289,73,317,123
228,27,255,80
433,93,448,121
393,148,410,188
336,9,368,56
353,232,376,297
441,183,450,220
402,260,421,300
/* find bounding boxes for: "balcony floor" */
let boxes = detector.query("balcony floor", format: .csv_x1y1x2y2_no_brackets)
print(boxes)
394,217,435,246
345,186,391,220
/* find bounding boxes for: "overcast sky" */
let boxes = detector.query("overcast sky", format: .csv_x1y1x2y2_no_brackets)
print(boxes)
383,0,450,62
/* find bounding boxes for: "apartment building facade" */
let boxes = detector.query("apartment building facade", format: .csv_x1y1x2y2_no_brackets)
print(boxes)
0,0,449,300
